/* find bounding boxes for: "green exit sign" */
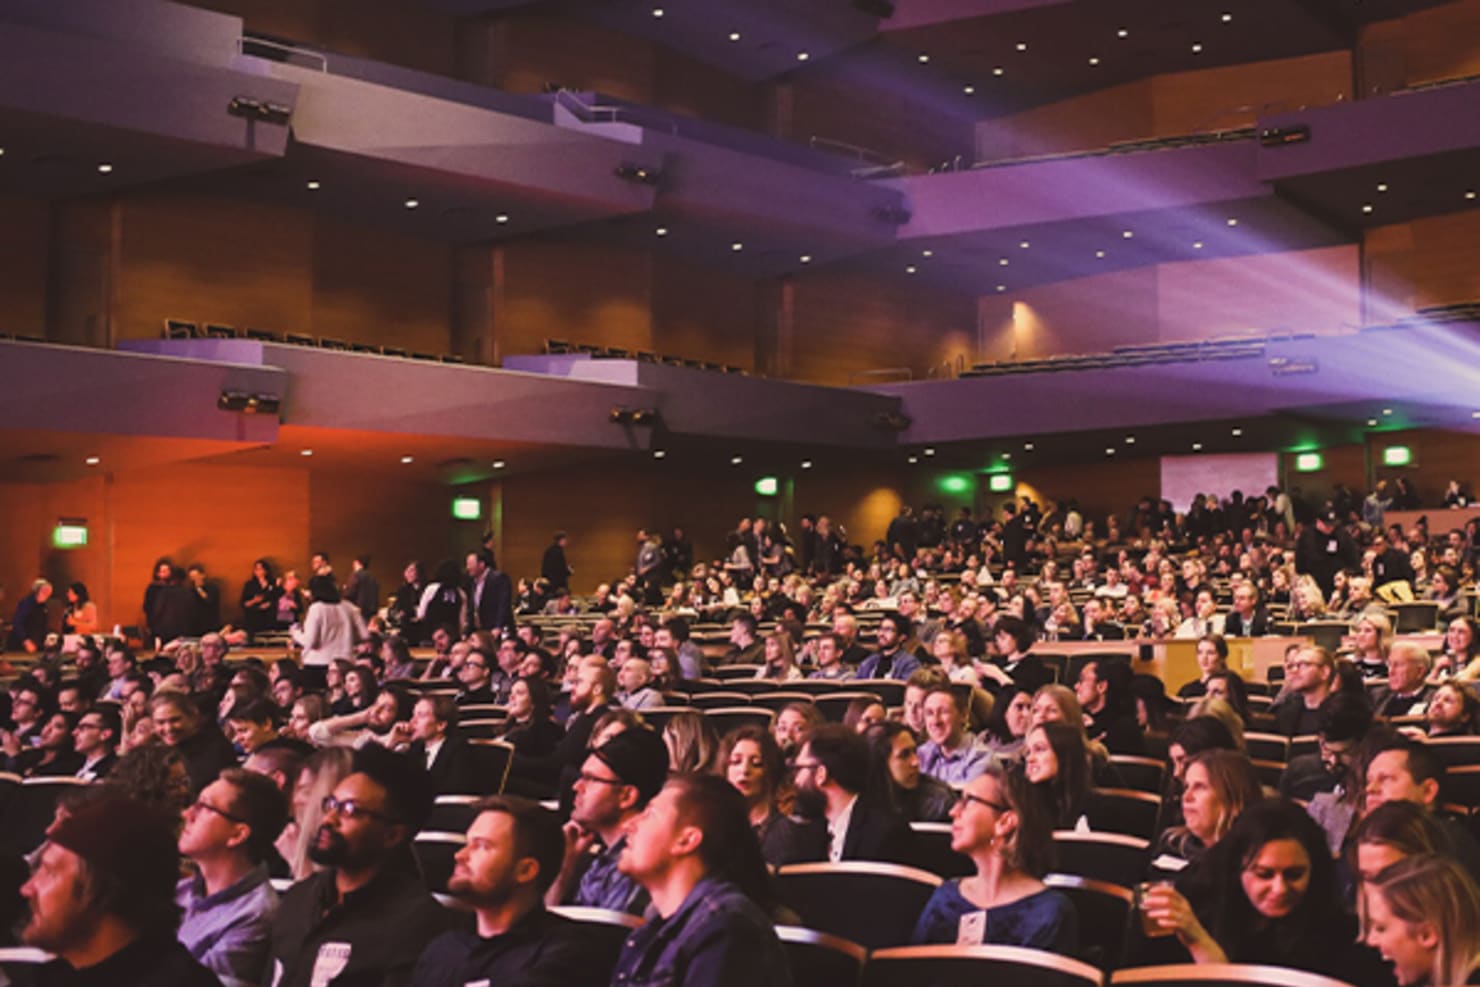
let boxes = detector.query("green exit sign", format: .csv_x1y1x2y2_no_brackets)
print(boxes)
53,522,88,549
988,473,1014,493
451,497,482,521
1383,445,1413,467
1294,452,1324,473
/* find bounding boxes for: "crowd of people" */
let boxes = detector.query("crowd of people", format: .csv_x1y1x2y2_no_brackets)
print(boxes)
0,482,1478,985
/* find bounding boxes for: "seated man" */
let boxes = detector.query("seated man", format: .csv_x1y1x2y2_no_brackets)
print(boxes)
613,774,793,987
23,794,219,984
916,685,992,786
1277,692,1371,801
411,797,605,987
225,697,283,756
267,747,452,987
856,614,921,681
806,633,855,681
794,724,915,865
405,693,478,796
73,706,120,781
1364,737,1480,880
616,656,663,711
177,767,288,987
455,648,499,706
546,728,669,916
1370,642,1437,719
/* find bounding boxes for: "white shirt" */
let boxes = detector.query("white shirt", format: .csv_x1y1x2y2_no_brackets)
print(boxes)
423,736,444,772
827,795,859,863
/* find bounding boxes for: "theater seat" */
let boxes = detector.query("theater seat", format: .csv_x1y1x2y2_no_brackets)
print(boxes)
1389,602,1440,633
862,944,1104,987
1044,874,1134,971
425,794,482,834
1084,789,1163,840
1424,736,1480,767
776,926,867,987
690,692,754,710
1053,832,1152,888
776,862,942,950
549,906,643,980
1243,733,1290,763
910,822,972,879
0,777,91,853
411,831,465,893
815,692,886,723
1107,756,1166,795
703,707,775,735
1111,962,1358,987
752,691,818,713
466,739,514,795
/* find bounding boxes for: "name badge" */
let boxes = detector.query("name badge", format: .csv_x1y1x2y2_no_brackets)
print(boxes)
311,942,352,987
957,910,988,945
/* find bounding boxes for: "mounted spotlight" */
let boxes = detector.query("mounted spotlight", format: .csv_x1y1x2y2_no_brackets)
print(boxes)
227,96,291,125
1258,124,1310,147
609,408,660,426
868,411,913,431
614,162,663,186
218,391,281,415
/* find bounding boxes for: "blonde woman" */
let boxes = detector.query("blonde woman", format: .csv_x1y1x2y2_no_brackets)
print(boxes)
755,630,804,682
1154,749,1262,864
1363,854,1480,987
1348,611,1393,679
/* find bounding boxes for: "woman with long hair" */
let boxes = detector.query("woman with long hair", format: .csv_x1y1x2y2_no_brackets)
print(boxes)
1348,611,1393,680
1178,635,1230,699
1445,617,1480,681
239,559,280,640
717,725,825,867
663,711,718,774
755,630,804,683
281,747,354,880
912,761,1078,953
493,676,563,758
865,720,956,823
1154,749,1263,865
1362,854,1480,987
1022,722,1092,830
61,582,99,637
981,685,1034,759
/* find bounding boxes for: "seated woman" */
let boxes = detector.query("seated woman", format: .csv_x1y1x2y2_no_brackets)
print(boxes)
1350,800,1453,887
1201,671,1252,725
1030,685,1118,787
912,762,1078,954
866,721,956,823
7,711,82,778
493,676,563,758
843,697,887,734
931,629,978,685
1444,617,1480,681
755,630,804,683
1178,635,1230,699
1346,612,1392,681
1142,798,1389,986
1289,575,1329,622
1023,723,1092,831
718,725,826,867
1153,749,1263,869
1424,681,1480,738
61,582,99,638
1162,716,1240,829
1362,854,1480,987
662,711,718,774
980,686,1033,760
333,666,378,717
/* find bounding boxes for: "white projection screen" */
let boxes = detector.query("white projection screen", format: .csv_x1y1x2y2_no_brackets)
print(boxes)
1160,452,1279,513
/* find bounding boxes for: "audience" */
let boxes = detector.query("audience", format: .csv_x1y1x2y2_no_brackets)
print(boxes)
793,724,915,864
718,725,826,866
866,720,957,823
1362,854,1480,986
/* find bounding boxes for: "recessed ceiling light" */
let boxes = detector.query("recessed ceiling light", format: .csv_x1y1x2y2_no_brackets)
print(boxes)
1382,407,1393,415
400,455,414,464
1106,447,1116,455
999,258,1009,266
1192,443,1203,451
1467,190,1477,200
1125,435,1136,444
1193,241,1204,249
1003,452,1012,460
1361,203,1374,214
0,147,6,156
1095,250,1106,258
917,53,930,64
495,213,509,224
1191,43,1203,53
906,265,917,274
907,456,919,464
97,163,113,174
1472,411,1480,419
1117,28,1129,38
800,460,813,469
924,448,936,456
1226,218,1238,226
306,180,321,190
84,456,100,466
1024,442,1035,450
799,254,812,264
728,31,741,42
300,449,313,457
653,450,667,459
404,198,419,209
1221,11,1233,21
1376,183,1389,193
1088,57,1100,66
655,227,668,237
1367,418,1379,426
651,7,663,17
922,249,934,257
995,284,1006,292
963,85,976,95
492,460,506,469
797,51,810,62
730,455,743,465
1122,230,1134,239
731,242,743,251
992,66,1004,76
1231,427,1243,436
1019,241,1030,249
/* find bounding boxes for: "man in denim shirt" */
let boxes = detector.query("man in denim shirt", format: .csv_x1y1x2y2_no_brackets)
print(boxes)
612,774,792,987
547,728,669,916
177,768,287,987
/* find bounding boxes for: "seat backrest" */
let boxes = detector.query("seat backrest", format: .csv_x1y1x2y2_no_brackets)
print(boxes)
549,906,644,981
703,707,776,734
910,822,973,879
752,692,819,713
1288,735,1319,760
851,680,906,706
411,832,466,892
776,926,868,987
0,777,92,854
1424,736,1480,767
465,739,514,795
776,862,943,950
815,691,886,723
690,691,754,710
1044,874,1134,971
1243,733,1290,762
1107,756,1166,795
1111,962,1359,987
1446,766,1480,808
863,944,1104,987
1084,788,1163,840
1052,832,1152,888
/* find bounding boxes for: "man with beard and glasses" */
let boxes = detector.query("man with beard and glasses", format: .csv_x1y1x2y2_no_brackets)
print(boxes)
306,684,413,750
266,747,451,987
793,723,916,865
410,797,604,987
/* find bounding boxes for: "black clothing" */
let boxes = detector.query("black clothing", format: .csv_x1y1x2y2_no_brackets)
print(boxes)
148,582,196,645
1372,548,1415,589
511,702,610,811
840,802,917,865
389,580,425,643
1001,513,1031,567
422,582,464,638
32,932,220,987
1295,523,1359,597
468,569,514,634
345,570,380,620
1370,684,1437,719
409,735,481,796
1086,709,1145,756
495,716,565,760
177,725,240,797
1273,697,1324,738
1223,607,1273,637
455,686,498,708
268,857,452,987
1277,753,1339,801
11,750,83,778
239,577,280,638
999,654,1054,693
191,581,222,636
539,543,571,593
755,810,827,868
410,906,605,987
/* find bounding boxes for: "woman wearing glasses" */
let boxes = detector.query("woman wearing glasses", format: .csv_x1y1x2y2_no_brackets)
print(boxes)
911,761,1078,953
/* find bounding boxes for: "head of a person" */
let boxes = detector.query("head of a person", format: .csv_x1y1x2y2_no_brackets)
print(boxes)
986,686,1035,745
410,694,456,745
1362,854,1480,987
1427,682,1479,734
571,658,616,713
572,727,669,833
179,767,288,867
617,656,652,694
1365,740,1445,817
22,795,182,956
921,685,966,749
458,649,492,691
367,686,412,735
225,698,280,754
312,747,431,871
1030,684,1084,730
1384,643,1432,696
1196,635,1230,677
843,698,887,734
1351,800,1452,886
1232,583,1259,616
1447,617,1480,660
447,796,565,911
773,703,821,758
1316,691,1374,778
730,613,758,646
307,575,340,605
148,692,200,747
1181,750,1264,848
903,667,948,735
796,723,870,805
1354,613,1394,657
73,707,119,759
287,695,327,739
865,721,921,795
465,549,492,580
506,676,551,724
876,613,909,651
720,725,786,810
662,712,718,775
1023,722,1088,800
1211,797,1335,926
1286,646,1335,696
950,762,1054,877
1074,656,1129,716
993,615,1033,658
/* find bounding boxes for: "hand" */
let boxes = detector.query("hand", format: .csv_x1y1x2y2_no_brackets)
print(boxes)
0,730,19,759
562,821,595,864
1142,885,1218,958
388,722,413,746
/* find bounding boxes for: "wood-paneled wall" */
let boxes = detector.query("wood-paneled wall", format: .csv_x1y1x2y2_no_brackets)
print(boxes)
1365,212,1480,315
0,197,50,336
1359,0,1480,92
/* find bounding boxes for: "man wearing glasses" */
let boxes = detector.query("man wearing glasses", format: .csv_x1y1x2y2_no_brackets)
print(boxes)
267,747,452,987
73,706,119,781
177,768,288,986
1273,646,1336,737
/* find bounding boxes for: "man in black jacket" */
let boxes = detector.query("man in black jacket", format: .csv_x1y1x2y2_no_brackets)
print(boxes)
1295,511,1359,597
1222,583,1272,637
794,724,915,865
540,533,572,595
406,694,479,796
466,549,513,634
268,747,451,987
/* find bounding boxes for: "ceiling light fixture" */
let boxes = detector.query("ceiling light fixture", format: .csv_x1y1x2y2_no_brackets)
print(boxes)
97,163,113,174
1191,43,1203,53
1367,418,1379,426
1193,241,1204,249
922,249,934,257
729,31,741,41
995,284,1006,292
799,254,812,264
800,460,813,469
400,455,414,464
1376,183,1389,193
1016,42,1028,51
917,53,930,63
1117,28,1129,38
1361,203,1374,214
797,51,810,61
963,85,975,95
1122,230,1134,238
1221,12,1233,21
1125,435,1136,444
1382,407,1393,415
404,198,419,209
730,455,743,465
1019,241,1030,249
1106,447,1116,455
300,449,313,457
495,213,509,224
1024,442,1035,450
1192,443,1203,451
651,7,663,17
84,456,100,466
906,265,917,274
924,448,936,456
992,66,1004,76
1088,57,1100,66
731,242,743,251
1226,218,1238,226
655,227,669,236
1231,427,1243,436
907,456,919,464
1095,250,1106,258
492,460,506,469
653,450,667,459
306,180,321,190
1467,190,1477,200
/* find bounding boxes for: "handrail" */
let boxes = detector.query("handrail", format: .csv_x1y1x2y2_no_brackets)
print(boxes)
237,35,328,72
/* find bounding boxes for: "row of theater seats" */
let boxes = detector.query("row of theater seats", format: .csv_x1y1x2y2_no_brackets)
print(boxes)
161,317,465,364
543,337,748,374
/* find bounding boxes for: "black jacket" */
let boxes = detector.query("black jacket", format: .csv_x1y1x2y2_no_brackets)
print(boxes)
32,932,220,987
409,734,481,797
539,545,571,593
468,570,514,634
841,801,917,866
411,906,606,987
1223,607,1273,637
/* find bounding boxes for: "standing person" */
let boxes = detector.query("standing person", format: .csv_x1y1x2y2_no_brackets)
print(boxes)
343,556,380,621
6,579,53,653
540,532,572,595
411,797,602,987
389,561,426,644
188,564,222,637
22,795,220,984
466,549,514,635
176,768,288,987
60,582,99,637
293,576,368,671
150,565,197,647
267,748,451,987
612,773,794,987
635,529,665,607
239,560,281,642
1296,511,1360,598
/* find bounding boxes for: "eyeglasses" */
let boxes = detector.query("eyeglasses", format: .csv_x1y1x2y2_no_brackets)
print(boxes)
960,792,1011,813
321,795,395,823
577,771,625,787
792,760,821,773
190,799,246,824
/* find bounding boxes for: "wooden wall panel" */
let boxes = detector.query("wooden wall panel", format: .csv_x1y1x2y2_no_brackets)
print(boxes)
0,197,50,336
1149,51,1352,134
1015,457,1162,530
1359,0,1480,89
482,14,655,100
1281,445,1367,507
784,74,974,173
495,241,653,362
308,473,461,598
651,258,760,370
978,80,1154,161
986,268,1159,359
1365,212,1480,314
311,219,453,355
